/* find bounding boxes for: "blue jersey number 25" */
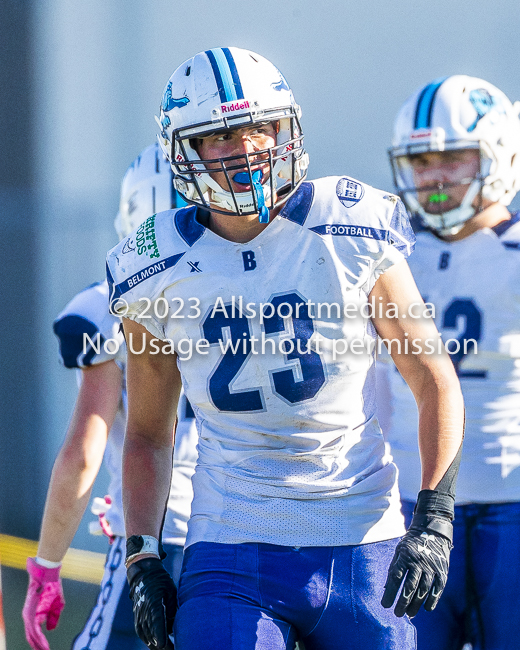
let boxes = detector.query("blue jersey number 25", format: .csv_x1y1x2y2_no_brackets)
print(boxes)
202,292,326,412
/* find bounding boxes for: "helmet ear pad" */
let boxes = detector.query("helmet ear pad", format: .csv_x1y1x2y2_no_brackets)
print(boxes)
275,117,308,181
173,138,211,203
276,119,295,181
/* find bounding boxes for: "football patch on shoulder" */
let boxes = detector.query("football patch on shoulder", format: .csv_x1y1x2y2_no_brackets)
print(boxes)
336,177,365,209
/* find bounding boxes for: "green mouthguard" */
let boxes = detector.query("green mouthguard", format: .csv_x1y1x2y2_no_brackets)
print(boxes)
428,192,449,204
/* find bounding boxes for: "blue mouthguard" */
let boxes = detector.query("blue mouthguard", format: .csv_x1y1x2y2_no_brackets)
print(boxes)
233,170,269,223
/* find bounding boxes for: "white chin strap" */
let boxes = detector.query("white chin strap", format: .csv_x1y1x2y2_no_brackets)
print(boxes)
202,173,276,214
407,177,482,237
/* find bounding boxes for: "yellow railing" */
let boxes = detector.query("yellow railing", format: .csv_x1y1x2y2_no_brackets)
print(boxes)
0,534,105,585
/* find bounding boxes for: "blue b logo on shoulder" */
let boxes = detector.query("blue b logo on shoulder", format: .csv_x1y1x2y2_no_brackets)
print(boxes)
336,178,365,208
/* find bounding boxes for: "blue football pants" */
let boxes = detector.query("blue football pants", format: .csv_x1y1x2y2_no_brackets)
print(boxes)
174,539,416,650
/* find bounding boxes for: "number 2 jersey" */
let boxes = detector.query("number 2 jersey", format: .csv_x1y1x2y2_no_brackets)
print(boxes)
106,176,416,548
53,279,198,544
385,214,520,504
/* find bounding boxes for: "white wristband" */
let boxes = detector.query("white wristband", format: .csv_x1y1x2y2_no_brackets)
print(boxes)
125,535,160,567
35,556,62,569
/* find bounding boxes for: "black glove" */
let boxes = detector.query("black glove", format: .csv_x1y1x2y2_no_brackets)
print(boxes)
127,557,177,649
381,489,453,618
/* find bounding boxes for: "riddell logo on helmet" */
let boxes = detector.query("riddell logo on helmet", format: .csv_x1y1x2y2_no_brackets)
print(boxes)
221,100,251,114
410,129,432,139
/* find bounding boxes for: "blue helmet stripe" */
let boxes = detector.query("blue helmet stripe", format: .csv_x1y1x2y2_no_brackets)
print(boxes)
222,48,244,100
205,48,242,103
206,49,227,103
414,77,448,129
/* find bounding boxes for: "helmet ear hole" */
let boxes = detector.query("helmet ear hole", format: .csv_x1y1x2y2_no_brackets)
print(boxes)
189,138,201,154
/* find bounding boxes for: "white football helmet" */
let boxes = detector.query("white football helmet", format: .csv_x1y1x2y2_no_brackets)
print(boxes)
114,142,186,240
389,75,520,236
156,47,309,219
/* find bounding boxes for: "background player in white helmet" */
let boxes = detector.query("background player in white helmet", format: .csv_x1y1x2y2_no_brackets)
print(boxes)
385,75,520,650
107,47,464,650
22,143,197,650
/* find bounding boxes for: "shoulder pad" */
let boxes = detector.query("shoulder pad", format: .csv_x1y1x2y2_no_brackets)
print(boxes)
301,176,415,257
106,208,200,311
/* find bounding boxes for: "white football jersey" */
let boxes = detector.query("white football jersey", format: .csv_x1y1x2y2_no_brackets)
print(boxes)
384,214,520,504
53,280,198,542
107,176,415,548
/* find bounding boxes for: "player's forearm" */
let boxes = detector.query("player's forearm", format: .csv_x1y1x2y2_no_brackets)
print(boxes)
37,363,120,562
370,261,464,489
122,432,173,541
37,446,103,562
415,368,464,490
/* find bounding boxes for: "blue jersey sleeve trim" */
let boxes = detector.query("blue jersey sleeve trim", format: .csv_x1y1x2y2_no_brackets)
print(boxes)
388,200,416,257
409,215,429,234
309,224,388,240
106,261,116,306
175,206,205,247
109,252,186,300
492,211,520,237
184,397,195,420
53,315,103,368
280,182,314,226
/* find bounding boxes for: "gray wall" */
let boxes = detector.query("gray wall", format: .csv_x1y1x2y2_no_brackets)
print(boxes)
2,0,519,544
0,0,44,538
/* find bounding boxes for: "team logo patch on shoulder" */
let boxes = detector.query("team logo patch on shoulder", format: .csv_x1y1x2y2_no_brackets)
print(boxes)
336,177,365,209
